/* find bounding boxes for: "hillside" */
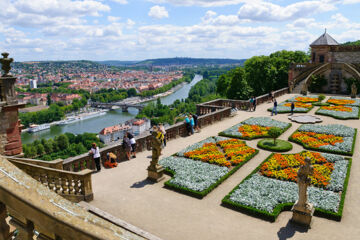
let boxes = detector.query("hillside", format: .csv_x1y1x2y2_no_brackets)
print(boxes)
96,60,140,66
136,57,246,66
342,40,360,46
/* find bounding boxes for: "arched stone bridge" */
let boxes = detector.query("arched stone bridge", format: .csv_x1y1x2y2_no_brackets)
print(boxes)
91,101,146,112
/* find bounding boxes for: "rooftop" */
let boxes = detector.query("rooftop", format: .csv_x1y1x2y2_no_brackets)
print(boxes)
90,93,360,240
310,32,339,46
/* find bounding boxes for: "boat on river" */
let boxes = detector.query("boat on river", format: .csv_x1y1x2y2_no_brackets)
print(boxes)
28,124,51,133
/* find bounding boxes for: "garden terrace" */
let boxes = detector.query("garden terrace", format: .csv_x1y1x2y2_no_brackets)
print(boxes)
2,91,359,240
86,93,359,240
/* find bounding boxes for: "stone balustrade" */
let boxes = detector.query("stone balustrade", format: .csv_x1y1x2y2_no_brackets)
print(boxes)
0,155,146,240
9,159,93,202
6,156,64,169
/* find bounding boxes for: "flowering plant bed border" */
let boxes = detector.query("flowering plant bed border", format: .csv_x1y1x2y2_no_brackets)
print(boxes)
288,126,357,156
219,117,292,140
315,106,360,120
267,101,314,114
160,137,259,198
222,152,352,222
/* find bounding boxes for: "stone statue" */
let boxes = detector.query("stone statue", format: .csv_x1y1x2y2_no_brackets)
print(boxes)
147,128,164,182
296,157,314,209
150,130,162,167
0,53,13,77
291,157,315,227
351,83,357,98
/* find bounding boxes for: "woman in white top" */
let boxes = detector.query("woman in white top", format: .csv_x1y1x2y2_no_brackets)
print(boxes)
89,142,101,172
127,132,136,158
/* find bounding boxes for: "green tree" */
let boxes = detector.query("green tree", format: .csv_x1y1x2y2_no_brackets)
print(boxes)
268,127,281,145
47,94,52,106
127,88,137,97
43,140,54,154
226,68,252,100
36,144,45,156
56,134,69,150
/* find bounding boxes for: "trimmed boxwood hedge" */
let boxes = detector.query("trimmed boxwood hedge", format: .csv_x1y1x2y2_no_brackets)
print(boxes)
288,127,357,156
218,122,292,140
222,152,353,222
163,149,259,199
312,102,330,107
257,139,293,152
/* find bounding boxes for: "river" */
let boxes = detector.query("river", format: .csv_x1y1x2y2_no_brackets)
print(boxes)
21,74,203,144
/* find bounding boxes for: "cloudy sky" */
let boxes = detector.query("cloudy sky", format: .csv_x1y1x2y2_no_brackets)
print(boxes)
1,0,360,61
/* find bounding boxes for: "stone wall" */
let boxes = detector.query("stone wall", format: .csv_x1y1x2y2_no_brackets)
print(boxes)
333,51,360,64
0,105,23,156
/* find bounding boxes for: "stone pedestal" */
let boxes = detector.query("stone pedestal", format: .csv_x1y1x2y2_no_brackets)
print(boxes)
291,201,314,227
147,164,164,182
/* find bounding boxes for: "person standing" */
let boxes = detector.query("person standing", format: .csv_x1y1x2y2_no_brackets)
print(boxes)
185,115,191,136
190,115,195,135
249,97,254,111
159,123,166,147
122,134,132,160
290,102,295,115
127,132,136,158
253,97,257,111
271,98,278,116
192,113,200,132
89,143,101,172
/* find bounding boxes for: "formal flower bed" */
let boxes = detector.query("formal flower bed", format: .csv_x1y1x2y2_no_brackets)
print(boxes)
222,151,352,221
326,96,360,107
268,101,313,113
159,136,258,198
316,105,359,119
219,117,291,140
286,95,320,103
289,124,357,156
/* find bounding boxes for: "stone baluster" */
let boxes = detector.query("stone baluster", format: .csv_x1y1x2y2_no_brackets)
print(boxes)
9,216,34,240
55,177,62,194
61,177,69,195
73,179,80,195
68,177,75,195
0,203,10,240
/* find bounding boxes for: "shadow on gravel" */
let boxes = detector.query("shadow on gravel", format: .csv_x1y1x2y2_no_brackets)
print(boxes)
277,220,309,240
130,179,155,188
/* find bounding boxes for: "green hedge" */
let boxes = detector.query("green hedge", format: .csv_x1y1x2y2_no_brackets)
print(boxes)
312,102,330,106
257,139,293,152
219,123,292,140
163,149,259,199
288,128,357,156
222,152,353,222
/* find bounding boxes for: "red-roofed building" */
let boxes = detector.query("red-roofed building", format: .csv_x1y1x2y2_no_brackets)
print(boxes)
99,124,131,144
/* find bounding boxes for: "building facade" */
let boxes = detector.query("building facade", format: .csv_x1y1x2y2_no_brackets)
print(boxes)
289,31,360,94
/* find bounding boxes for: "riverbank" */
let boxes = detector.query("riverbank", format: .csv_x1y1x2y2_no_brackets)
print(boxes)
21,75,203,144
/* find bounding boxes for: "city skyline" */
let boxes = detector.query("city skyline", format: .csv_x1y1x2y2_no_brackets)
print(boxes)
1,0,360,61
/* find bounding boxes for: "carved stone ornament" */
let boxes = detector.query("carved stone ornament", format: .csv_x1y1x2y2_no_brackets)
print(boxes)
0,52,14,77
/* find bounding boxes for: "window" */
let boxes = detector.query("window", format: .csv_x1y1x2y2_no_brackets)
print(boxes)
312,53,316,62
319,55,325,63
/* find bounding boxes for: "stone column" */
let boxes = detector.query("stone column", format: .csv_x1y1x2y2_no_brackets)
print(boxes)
0,53,25,156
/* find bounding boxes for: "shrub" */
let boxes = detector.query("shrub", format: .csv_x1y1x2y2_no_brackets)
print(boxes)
268,127,281,144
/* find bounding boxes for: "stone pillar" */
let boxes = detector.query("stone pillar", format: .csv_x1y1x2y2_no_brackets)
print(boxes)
0,53,25,156
291,157,314,227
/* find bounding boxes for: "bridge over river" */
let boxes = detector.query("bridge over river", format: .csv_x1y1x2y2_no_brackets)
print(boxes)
90,101,146,112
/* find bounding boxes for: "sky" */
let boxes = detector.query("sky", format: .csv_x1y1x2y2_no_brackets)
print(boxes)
1,0,360,61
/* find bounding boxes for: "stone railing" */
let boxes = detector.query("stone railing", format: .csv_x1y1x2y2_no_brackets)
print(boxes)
62,106,232,172
61,88,289,173
9,159,93,203
0,155,147,240
6,156,64,169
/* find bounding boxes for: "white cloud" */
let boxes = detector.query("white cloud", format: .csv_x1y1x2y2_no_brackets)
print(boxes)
342,0,360,3
238,1,337,22
108,16,121,22
148,5,169,19
111,0,128,4
148,0,250,7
